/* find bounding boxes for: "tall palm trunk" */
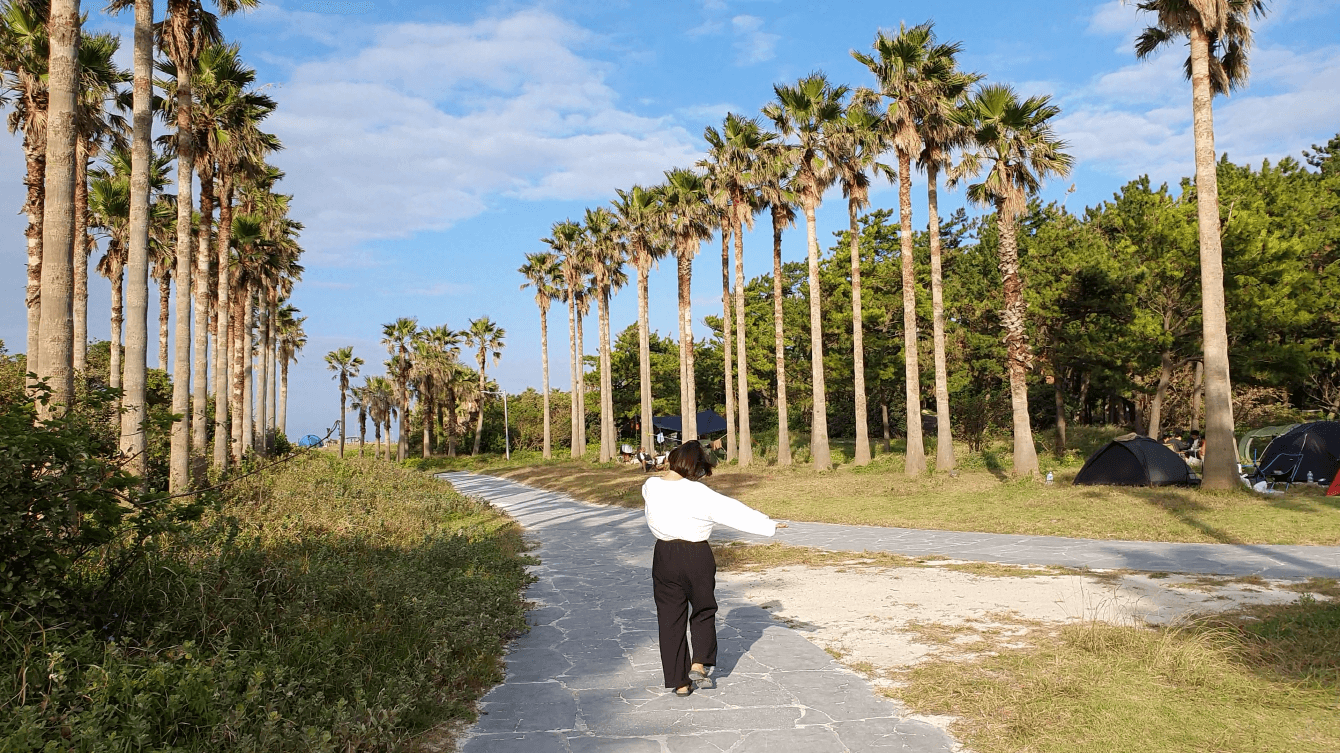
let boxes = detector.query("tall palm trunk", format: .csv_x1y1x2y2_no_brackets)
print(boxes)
24,144,45,391
212,177,234,469
540,304,552,459
122,61,152,470
229,286,244,461
278,358,289,437
898,153,926,475
168,55,195,492
337,382,346,458
568,294,579,458
927,164,954,471
772,207,791,466
598,293,614,462
422,377,434,459
677,244,698,440
637,257,654,454
996,199,1039,476
1191,361,1203,431
398,381,409,462
73,143,89,372
1189,22,1235,489
266,299,276,439
241,283,255,455
255,297,269,456
191,162,214,467
576,308,587,451
157,276,170,371
733,213,752,467
720,226,736,460
848,197,870,466
37,0,81,418
109,258,124,390
803,203,829,468
445,378,458,457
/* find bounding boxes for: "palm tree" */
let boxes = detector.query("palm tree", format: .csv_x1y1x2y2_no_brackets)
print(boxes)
275,303,305,437
465,317,505,456
825,96,888,467
914,43,979,474
764,73,847,469
381,317,417,462
363,375,395,461
351,381,367,457
611,185,667,455
954,84,1072,477
585,207,626,462
703,114,774,466
854,23,968,475
546,220,585,457
754,149,797,465
702,172,736,462
1134,0,1267,488
520,251,562,459
90,170,131,392
660,167,715,441
325,346,362,459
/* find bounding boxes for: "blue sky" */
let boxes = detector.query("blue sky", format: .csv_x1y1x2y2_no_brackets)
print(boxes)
3,0,1338,438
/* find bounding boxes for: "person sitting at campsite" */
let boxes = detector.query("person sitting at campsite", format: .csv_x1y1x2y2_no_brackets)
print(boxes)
1167,431,1190,453
1185,430,1202,458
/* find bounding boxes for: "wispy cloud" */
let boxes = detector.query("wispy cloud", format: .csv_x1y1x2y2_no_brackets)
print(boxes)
731,15,779,65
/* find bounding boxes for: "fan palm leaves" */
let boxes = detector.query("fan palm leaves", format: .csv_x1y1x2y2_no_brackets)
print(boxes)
764,73,847,469
1133,0,1268,489
465,316,506,456
953,83,1073,477
325,346,362,459
659,167,715,441
611,184,667,455
520,251,564,459
381,317,418,462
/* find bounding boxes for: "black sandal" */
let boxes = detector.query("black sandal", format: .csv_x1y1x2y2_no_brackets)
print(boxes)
689,668,715,690
674,685,693,697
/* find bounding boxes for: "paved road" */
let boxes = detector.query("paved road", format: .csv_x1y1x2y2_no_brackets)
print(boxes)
445,472,958,753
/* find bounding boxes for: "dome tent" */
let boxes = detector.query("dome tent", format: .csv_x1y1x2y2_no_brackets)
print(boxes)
1253,421,1340,487
1073,433,1194,487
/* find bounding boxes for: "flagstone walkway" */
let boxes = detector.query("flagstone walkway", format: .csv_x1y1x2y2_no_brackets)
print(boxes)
444,472,960,753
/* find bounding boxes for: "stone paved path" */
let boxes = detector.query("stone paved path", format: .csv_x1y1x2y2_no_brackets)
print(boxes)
445,472,959,753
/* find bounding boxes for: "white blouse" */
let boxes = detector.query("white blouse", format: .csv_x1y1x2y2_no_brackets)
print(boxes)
642,475,777,542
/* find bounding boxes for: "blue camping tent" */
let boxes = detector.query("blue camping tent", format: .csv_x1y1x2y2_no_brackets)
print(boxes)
297,434,323,448
651,410,728,436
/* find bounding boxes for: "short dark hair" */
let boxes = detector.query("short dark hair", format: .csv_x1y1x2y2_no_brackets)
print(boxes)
667,440,715,481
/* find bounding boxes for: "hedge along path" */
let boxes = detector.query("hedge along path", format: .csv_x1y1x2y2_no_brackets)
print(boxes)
443,472,957,753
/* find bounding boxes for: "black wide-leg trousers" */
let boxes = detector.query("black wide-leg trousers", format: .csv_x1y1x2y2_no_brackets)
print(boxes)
652,539,718,689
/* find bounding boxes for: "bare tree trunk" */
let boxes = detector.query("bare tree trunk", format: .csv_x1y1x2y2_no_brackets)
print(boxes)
109,260,123,390
73,142,89,373
576,309,588,451
373,420,382,461
266,300,276,441
212,178,234,469
1147,350,1176,440
1189,23,1236,488
1192,361,1203,432
229,285,245,462
721,225,736,460
255,294,269,457
772,208,791,466
927,165,955,471
37,0,81,419
399,382,409,462
242,284,254,455
279,359,289,438
677,244,698,440
803,203,829,469
637,257,654,454
168,55,195,492
996,201,1040,477
157,277,170,372
568,295,579,458
1054,370,1067,455
734,213,752,467
1079,371,1091,425
849,198,870,466
446,381,457,457
191,163,214,472
24,143,45,392
898,154,926,476
599,293,614,462
881,400,891,453
338,383,346,458
423,384,433,459
541,305,552,459
120,0,151,475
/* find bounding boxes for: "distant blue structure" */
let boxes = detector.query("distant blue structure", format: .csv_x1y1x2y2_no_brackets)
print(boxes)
297,434,323,448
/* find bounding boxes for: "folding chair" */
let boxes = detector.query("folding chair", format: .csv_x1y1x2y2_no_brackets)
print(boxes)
1257,452,1304,492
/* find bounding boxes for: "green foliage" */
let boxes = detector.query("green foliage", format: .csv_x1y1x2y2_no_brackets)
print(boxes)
1,455,531,751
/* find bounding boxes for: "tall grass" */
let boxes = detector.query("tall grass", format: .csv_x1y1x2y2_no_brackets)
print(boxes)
1,454,531,752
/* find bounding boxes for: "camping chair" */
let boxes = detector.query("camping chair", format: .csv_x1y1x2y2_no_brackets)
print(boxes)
1257,452,1304,491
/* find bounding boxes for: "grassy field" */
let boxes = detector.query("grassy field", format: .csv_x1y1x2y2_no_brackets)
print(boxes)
477,438,1340,545
2,454,531,752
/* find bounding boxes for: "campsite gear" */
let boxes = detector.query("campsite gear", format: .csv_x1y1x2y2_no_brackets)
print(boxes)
1237,424,1299,471
1329,474,1340,497
1251,422,1340,488
1073,434,1195,487
1046,471,1054,484
1309,471,1315,484
1258,452,1305,492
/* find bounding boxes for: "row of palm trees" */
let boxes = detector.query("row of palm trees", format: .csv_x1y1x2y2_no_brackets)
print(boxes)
4,0,310,492
521,5,1260,488
325,316,507,462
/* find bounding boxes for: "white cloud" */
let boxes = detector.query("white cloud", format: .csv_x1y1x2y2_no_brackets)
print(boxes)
731,15,779,65
264,10,700,262
1055,43,1340,182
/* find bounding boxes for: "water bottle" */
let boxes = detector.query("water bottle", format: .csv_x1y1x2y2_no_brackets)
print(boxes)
1046,471,1054,485
1307,471,1314,484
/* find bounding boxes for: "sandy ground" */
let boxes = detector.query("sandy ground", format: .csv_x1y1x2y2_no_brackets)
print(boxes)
718,561,1315,676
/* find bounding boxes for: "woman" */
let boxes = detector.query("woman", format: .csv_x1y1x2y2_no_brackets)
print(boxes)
642,440,777,697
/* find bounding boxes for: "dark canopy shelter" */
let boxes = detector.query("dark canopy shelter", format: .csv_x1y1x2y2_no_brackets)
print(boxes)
651,411,728,436
1253,421,1340,486
1074,434,1193,487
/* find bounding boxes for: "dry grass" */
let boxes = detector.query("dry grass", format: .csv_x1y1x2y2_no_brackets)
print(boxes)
493,459,1340,545
710,541,1080,579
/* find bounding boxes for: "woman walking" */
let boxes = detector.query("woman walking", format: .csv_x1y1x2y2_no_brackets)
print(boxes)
642,441,777,696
